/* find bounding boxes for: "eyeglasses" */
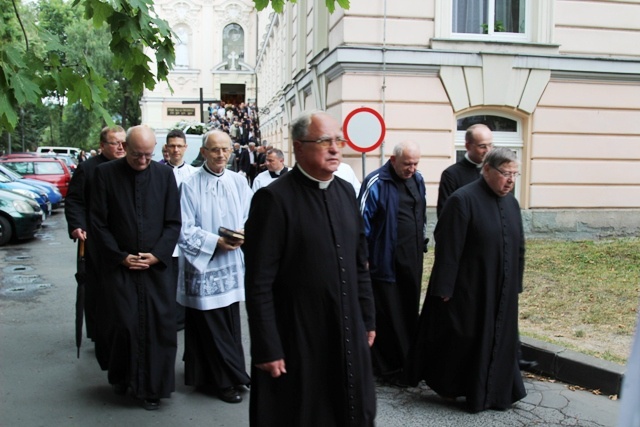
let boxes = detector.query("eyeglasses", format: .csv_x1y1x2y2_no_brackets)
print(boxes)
491,165,520,179
203,147,230,154
298,137,347,149
129,152,155,160
106,141,124,147
167,144,186,149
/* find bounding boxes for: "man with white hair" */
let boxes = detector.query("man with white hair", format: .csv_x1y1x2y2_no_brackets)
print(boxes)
358,141,427,385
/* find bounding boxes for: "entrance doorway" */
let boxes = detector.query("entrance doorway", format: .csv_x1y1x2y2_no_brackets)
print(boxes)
221,84,246,107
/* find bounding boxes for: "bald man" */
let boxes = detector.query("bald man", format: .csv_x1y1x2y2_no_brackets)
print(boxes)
91,125,181,410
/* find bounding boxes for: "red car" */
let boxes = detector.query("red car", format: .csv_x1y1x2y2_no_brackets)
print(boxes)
0,156,72,198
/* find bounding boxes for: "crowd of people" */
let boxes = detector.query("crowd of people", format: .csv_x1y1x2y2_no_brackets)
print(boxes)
206,101,261,147
65,111,529,423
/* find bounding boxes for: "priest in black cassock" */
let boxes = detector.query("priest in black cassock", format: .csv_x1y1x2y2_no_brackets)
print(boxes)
436,123,493,218
90,125,181,410
65,125,126,341
406,147,526,413
243,111,377,426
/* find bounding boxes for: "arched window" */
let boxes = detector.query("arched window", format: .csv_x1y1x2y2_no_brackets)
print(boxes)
223,23,244,71
455,112,524,198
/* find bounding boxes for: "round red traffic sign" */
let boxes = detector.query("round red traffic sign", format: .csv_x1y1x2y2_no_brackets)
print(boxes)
343,107,386,153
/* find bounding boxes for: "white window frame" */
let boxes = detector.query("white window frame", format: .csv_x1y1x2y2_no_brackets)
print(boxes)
455,111,524,200
436,0,555,44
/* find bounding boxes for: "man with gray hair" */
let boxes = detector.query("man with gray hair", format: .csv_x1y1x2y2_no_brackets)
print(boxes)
251,148,289,191
406,147,526,412
244,110,376,426
177,130,252,404
358,141,427,385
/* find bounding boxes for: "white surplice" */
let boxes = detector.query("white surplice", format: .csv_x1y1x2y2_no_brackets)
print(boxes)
177,167,252,310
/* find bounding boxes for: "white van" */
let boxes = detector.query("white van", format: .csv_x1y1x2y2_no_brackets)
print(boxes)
36,146,81,158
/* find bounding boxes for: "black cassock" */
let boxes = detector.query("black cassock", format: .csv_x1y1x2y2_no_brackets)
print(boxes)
406,177,526,412
90,158,181,399
243,167,376,427
65,154,110,340
436,157,480,218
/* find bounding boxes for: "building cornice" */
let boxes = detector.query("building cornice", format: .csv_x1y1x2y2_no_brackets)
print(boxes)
310,46,640,82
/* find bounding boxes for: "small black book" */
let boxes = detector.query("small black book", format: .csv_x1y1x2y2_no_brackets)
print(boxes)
218,226,244,240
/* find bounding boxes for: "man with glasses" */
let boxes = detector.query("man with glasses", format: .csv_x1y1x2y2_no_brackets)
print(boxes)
244,110,376,426
437,123,493,218
164,129,198,330
177,130,252,404
90,125,182,410
358,141,427,386
406,148,526,413
65,125,126,343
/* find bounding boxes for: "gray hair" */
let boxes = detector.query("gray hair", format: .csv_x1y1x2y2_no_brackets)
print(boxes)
291,110,323,141
202,130,231,147
267,148,284,161
392,141,419,158
482,147,518,170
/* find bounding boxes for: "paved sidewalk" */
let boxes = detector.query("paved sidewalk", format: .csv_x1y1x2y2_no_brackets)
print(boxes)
0,216,622,426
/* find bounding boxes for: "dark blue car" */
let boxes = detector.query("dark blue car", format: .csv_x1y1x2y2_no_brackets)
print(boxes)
0,164,62,210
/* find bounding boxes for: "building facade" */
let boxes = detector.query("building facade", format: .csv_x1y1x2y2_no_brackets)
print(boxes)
141,0,259,131
254,0,640,237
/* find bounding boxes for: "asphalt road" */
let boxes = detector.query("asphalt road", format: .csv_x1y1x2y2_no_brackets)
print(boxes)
0,212,620,426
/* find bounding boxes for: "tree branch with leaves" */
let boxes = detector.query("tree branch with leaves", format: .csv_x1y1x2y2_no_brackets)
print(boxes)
253,0,349,13
1,0,175,132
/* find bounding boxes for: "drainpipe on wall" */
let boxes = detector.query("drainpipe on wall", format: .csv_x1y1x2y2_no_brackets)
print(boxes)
379,0,388,168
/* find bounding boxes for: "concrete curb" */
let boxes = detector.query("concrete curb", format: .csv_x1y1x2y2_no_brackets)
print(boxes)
521,336,625,395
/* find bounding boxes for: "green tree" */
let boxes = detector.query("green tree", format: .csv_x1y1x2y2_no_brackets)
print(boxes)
253,0,349,13
1,0,175,133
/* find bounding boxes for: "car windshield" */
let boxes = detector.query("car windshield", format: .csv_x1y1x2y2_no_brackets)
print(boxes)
35,162,64,174
0,174,10,183
0,165,22,180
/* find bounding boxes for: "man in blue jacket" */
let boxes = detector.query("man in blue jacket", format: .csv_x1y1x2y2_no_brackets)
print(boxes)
358,141,427,384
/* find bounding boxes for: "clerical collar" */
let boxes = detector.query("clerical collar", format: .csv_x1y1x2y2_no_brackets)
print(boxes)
269,168,288,179
203,162,225,177
167,161,185,169
296,164,333,189
465,153,482,167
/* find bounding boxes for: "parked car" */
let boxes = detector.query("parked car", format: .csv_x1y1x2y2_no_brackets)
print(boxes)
0,164,63,210
0,156,72,198
0,173,50,218
0,189,43,245
40,153,78,174
35,146,81,158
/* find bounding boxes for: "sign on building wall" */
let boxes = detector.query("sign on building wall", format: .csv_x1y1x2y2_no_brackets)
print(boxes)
167,107,196,116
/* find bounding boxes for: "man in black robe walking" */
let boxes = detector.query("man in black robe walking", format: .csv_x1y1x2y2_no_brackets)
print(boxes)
437,123,493,218
406,147,526,412
90,125,181,410
358,141,427,384
243,110,377,426
65,126,126,342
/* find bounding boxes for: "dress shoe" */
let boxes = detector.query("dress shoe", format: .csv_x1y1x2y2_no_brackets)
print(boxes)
236,383,251,392
519,359,539,371
143,398,160,410
112,383,128,395
218,386,242,403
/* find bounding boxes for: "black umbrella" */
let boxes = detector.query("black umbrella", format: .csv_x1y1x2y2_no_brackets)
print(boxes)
74,240,85,358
